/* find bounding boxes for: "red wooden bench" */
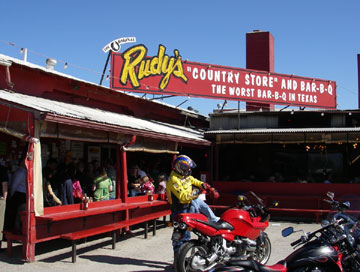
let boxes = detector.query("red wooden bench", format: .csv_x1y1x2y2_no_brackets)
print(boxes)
2,231,26,258
60,210,169,263
3,198,171,261
269,207,328,223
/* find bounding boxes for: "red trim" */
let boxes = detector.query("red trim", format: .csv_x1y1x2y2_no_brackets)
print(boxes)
120,147,129,231
24,134,35,262
115,145,121,199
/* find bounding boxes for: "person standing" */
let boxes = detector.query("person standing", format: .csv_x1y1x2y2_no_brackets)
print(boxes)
42,166,62,207
0,163,9,241
52,163,74,205
93,166,113,201
4,158,27,232
105,159,116,200
156,173,168,195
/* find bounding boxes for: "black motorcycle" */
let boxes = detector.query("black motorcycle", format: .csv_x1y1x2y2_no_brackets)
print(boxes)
213,192,360,272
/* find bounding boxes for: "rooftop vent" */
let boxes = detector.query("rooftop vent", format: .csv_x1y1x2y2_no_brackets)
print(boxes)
0,58,12,67
46,58,57,70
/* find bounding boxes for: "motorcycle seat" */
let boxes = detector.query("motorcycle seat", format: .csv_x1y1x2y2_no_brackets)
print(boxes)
194,219,234,230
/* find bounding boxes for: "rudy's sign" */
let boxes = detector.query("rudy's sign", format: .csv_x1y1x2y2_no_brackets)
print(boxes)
110,44,337,109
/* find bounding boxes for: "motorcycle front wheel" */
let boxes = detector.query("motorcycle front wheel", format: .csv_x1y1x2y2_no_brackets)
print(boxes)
176,240,209,272
253,234,271,264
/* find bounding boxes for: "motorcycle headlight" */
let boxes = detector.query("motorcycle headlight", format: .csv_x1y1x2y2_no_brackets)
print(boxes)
173,222,179,228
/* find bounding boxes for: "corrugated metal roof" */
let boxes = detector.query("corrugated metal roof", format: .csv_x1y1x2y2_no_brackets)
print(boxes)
205,127,360,135
0,53,208,119
0,89,209,144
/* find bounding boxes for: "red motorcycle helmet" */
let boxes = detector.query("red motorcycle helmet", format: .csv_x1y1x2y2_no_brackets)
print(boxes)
173,155,197,176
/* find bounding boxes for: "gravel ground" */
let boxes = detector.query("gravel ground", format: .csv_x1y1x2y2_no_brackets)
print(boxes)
0,219,320,272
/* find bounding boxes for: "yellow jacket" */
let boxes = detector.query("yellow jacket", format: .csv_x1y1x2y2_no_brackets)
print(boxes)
166,170,203,208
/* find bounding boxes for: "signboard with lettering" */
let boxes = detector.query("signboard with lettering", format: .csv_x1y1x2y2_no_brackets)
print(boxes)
110,44,336,109
103,37,136,53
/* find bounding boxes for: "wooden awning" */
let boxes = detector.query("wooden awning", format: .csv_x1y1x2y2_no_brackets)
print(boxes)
0,89,211,152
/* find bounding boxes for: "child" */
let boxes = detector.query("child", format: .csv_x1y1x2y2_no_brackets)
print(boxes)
72,179,83,203
140,175,155,195
156,173,167,195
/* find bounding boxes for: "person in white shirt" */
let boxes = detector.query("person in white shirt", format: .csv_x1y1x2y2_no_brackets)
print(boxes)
4,158,27,233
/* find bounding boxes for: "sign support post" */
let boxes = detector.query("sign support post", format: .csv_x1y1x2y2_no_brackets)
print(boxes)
246,30,275,111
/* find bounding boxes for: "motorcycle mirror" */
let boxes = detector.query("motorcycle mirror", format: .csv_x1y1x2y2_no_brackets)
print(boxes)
327,191,335,200
342,201,351,209
321,220,330,227
272,201,279,207
282,227,294,237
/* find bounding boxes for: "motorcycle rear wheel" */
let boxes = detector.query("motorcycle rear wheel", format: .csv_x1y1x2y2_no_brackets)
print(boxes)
253,234,271,264
176,240,209,272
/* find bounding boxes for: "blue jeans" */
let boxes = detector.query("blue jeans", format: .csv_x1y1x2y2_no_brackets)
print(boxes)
171,207,191,253
61,179,74,205
190,197,219,222
129,189,140,197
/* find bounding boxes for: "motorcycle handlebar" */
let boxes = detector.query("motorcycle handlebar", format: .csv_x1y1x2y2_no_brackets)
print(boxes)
291,238,303,247
290,218,348,247
331,234,347,245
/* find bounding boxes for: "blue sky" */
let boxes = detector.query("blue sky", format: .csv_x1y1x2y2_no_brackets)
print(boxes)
1,1,359,116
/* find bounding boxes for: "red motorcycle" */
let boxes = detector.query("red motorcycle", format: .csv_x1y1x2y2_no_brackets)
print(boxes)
214,192,360,272
173,191,278,272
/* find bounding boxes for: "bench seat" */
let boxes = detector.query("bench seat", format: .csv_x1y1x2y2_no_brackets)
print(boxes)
60,210,170,263
61,221,126,263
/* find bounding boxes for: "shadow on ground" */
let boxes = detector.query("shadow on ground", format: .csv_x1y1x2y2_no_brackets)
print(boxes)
82,254,172,271
0,221,169,265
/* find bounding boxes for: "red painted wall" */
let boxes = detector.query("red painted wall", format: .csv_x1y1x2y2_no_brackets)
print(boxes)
213,181,360,210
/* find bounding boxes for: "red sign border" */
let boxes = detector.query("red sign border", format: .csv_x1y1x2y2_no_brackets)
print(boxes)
110,51,337,109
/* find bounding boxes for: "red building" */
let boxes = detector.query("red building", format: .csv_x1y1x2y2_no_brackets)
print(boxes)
0,53,210,262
